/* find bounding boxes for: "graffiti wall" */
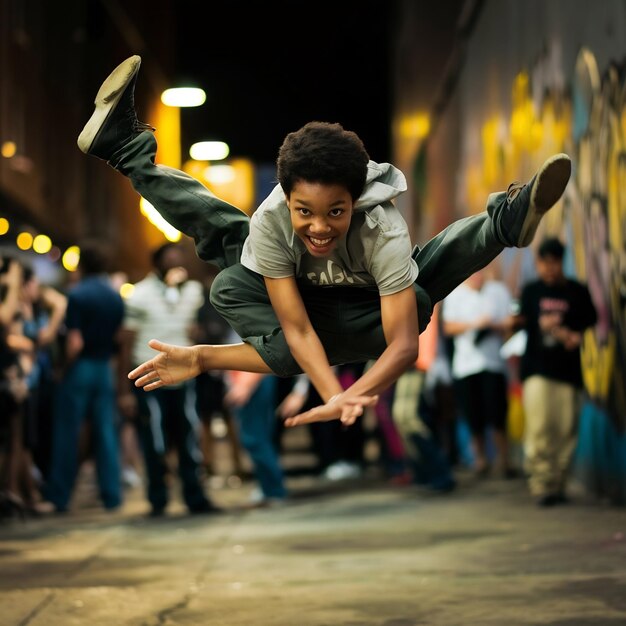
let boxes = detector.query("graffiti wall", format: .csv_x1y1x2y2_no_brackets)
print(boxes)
454,47,625,429
393,0,626,499
572,50,626,428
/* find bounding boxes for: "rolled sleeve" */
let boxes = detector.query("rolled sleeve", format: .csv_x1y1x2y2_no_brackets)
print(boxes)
369,229,419,296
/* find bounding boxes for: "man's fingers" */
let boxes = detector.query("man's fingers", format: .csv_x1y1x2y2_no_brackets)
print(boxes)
128,361,153,380
340,404,363,426
133,372,160,388
142,379,164,392
285,412,314,427
147,338,167,351
342,394,379,407
284,407,326,427
284,416,304,427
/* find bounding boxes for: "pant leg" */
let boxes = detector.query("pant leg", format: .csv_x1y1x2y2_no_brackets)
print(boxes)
522,375,559,496
391,369,453,487
391,369,428,451
414,193,507,305
553,383,580,494
111,131,249,270
88,360,122,509
167,384,211,511
45,362,90,510
373,384,405,465
134,387,170,511
235,376,287,499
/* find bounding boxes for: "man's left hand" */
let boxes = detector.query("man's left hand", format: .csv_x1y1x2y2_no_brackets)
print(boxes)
284,392,378,427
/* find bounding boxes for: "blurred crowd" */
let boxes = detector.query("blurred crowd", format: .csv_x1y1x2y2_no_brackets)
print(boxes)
0,235,595,522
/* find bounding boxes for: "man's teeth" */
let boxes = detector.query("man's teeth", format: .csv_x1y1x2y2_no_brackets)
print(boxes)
309,236,332,246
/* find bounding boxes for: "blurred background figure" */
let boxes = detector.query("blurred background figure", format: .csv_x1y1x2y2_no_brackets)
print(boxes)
367,369,410,485
391,304,456,493
224,367,287,508
19,266,67,493
109,271,143,491
0,256,31,519
442,266,514,479
117,243,219,517
311,364,367,482
43,241,124,513
513,238,597,507
191,272,245,483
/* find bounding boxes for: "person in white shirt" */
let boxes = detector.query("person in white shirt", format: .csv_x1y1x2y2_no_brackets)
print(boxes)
117,243,219,517
442,268,514,478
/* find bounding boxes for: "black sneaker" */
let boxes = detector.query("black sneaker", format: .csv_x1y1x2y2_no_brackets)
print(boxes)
77,55,154,160
500,153,572,247
536,493,560,507
188,500,224,515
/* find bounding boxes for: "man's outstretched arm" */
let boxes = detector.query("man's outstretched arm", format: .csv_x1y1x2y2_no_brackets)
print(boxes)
128,340,273,391
284,285,419,426
264,275,378,424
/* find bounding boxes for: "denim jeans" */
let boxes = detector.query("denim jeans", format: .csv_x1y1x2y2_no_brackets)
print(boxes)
46,358,121,510
233,376,287,499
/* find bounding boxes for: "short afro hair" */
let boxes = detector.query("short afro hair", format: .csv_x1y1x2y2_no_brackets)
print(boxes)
276,121,369,201
538,237,565,260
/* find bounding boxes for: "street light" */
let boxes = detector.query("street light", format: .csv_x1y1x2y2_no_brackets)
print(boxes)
189,141,230,161
160,87,206,107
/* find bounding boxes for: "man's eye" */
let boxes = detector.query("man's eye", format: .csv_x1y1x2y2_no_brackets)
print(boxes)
329,208,344,217
297,208,311,216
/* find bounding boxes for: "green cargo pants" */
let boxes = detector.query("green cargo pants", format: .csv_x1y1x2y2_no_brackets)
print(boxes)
112,132,506,376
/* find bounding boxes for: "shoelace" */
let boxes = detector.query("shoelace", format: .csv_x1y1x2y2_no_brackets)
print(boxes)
134,121,155,133
506,181,524,204
122,99,155,133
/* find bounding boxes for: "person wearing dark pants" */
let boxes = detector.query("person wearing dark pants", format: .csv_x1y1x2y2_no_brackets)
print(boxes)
117,243,219,517
44,242,124,512
225,372,287,506
78,55,572,432
133,383,210,515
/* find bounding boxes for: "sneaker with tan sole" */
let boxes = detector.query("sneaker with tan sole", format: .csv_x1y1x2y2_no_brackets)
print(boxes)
77,55,153,160
499,153,572,247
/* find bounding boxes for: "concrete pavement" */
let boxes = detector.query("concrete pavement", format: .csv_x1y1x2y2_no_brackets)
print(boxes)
1,461,625,626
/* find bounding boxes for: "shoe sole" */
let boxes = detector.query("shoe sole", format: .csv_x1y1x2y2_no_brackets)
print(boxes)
518,153,571,246
77,55,142,154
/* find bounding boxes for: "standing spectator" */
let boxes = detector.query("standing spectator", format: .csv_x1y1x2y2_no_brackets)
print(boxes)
392,304,456,492
191,274,244,480
312,364,366,482
117,243,219,517
109,271,143,490
224,369,287,507
19,267,67,486
442,268,514,478
43,242,124,512
0,256,30,519
514,237,597,506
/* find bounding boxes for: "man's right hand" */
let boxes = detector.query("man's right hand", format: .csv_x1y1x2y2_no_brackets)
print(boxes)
128,339,202,391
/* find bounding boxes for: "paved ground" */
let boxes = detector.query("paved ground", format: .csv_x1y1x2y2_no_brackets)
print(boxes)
1,430,625,626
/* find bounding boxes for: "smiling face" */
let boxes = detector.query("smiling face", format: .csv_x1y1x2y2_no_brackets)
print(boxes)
286,180,354,257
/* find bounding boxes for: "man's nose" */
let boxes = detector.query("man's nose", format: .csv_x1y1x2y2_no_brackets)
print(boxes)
309,217,331,234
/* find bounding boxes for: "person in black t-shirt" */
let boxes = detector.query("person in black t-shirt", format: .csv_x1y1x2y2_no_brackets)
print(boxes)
514,238,597,506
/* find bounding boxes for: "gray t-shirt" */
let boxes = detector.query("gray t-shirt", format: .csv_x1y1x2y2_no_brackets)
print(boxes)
240,161,419,296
